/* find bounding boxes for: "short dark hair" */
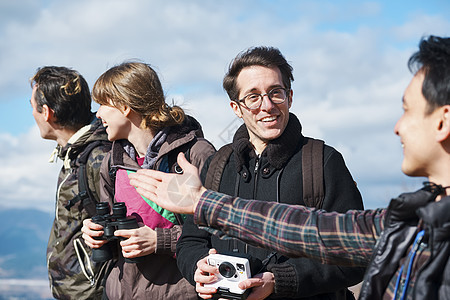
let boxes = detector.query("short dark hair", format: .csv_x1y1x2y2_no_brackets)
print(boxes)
223,46,294,101
31,66,92,130
408,35,450,114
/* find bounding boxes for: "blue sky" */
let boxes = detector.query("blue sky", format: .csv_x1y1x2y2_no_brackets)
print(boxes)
0,0,449,212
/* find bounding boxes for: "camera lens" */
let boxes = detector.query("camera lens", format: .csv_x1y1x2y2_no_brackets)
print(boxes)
218,262,236,278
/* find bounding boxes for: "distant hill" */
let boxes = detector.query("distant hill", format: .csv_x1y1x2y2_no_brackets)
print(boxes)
0,208,53,279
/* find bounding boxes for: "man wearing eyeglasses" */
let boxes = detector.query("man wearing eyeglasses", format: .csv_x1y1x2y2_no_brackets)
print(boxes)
176,47,365,300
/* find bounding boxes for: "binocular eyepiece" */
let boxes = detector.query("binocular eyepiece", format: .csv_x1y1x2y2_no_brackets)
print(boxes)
91,202,143,263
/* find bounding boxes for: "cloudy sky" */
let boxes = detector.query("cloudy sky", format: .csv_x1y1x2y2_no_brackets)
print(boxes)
1,0,449,212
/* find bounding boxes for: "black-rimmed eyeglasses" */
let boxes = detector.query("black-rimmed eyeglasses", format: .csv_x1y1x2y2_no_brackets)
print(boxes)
236,87,289,110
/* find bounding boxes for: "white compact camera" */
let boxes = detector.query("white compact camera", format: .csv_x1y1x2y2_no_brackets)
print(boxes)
205,254,252,299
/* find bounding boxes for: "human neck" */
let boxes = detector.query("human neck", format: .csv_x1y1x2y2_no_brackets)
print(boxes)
55,128,78,147
128,127,155,157
249,137,268,154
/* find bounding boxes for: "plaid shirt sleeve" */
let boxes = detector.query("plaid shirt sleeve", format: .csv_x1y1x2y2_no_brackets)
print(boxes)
194,189,386,267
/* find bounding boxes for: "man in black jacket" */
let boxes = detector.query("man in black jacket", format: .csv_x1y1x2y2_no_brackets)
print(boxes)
130,35,450,300
175,47,365,299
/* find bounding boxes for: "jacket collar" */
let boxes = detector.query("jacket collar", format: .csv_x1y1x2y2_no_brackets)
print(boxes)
51,115,106,168
232,112,304,171
111,115,204,167
385,182,443,224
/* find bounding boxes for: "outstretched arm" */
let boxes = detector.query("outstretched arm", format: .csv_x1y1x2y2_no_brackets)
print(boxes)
129,152,383,266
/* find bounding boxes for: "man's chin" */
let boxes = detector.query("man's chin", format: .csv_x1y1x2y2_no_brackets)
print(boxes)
401,165,423,178
260,129,284,141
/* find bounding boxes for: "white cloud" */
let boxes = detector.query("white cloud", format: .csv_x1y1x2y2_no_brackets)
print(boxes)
392,13,450,41
0,127,61,212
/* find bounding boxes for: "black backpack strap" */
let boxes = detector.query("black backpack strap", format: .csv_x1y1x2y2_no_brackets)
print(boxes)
65,140,111,216
204,144,233,190
302,138,325,209
65,163,93,213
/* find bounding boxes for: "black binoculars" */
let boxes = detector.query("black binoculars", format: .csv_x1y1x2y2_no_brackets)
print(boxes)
91,202,143,263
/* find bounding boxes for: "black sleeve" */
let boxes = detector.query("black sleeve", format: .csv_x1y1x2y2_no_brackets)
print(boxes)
269,148,365,298
176,215,212,286
321,147,364,212
175,155,216,285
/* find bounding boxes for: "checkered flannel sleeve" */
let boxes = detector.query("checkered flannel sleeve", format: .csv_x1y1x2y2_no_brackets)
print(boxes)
194,189,386,267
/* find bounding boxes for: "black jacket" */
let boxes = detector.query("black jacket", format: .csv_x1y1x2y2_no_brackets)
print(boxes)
177,114,365,299
359,184,450,299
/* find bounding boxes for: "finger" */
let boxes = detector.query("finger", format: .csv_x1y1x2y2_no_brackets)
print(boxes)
197,292,213,299
81,223,104,238
114,229,135,239
81,233,96,247
177,152,199,174
208,248,217,255
122,248,143,258
83,218,104,230
120,240,138,250
238,278,264,289
134,186,157,202
131,168,168,182
129,172,161,186
195,283,216,298
197,261,218,275
194,271,217,284
81,226,104,237
129,175,160,192
82,233,107,248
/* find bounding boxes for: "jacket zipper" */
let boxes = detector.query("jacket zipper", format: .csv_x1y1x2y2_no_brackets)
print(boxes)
253,156,260,199
74,238,96,286
55,170,72,222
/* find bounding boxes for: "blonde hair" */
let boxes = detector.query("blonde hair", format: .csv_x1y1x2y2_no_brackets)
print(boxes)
92,62,184,130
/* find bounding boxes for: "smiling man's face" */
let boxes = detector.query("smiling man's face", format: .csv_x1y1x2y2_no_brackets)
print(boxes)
230,65,292,153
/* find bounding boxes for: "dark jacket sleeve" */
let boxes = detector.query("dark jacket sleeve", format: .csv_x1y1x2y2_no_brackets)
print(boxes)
176,155,215,286
155,225,182,255
269,147,365,298
176,215,212,286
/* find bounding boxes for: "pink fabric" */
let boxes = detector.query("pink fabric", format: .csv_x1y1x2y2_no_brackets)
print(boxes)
114,158,174,229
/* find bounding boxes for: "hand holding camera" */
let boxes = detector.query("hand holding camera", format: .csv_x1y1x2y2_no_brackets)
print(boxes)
205,254,253,299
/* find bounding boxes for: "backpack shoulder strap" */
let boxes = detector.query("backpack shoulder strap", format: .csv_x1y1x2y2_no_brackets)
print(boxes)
65,140,111,216
302,138,325,209
204,144,233,191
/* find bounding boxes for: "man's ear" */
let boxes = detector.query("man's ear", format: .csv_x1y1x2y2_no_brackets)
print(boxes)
42,104,53,122
288,89,293,109
436,105,450,142
230,101,243,118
